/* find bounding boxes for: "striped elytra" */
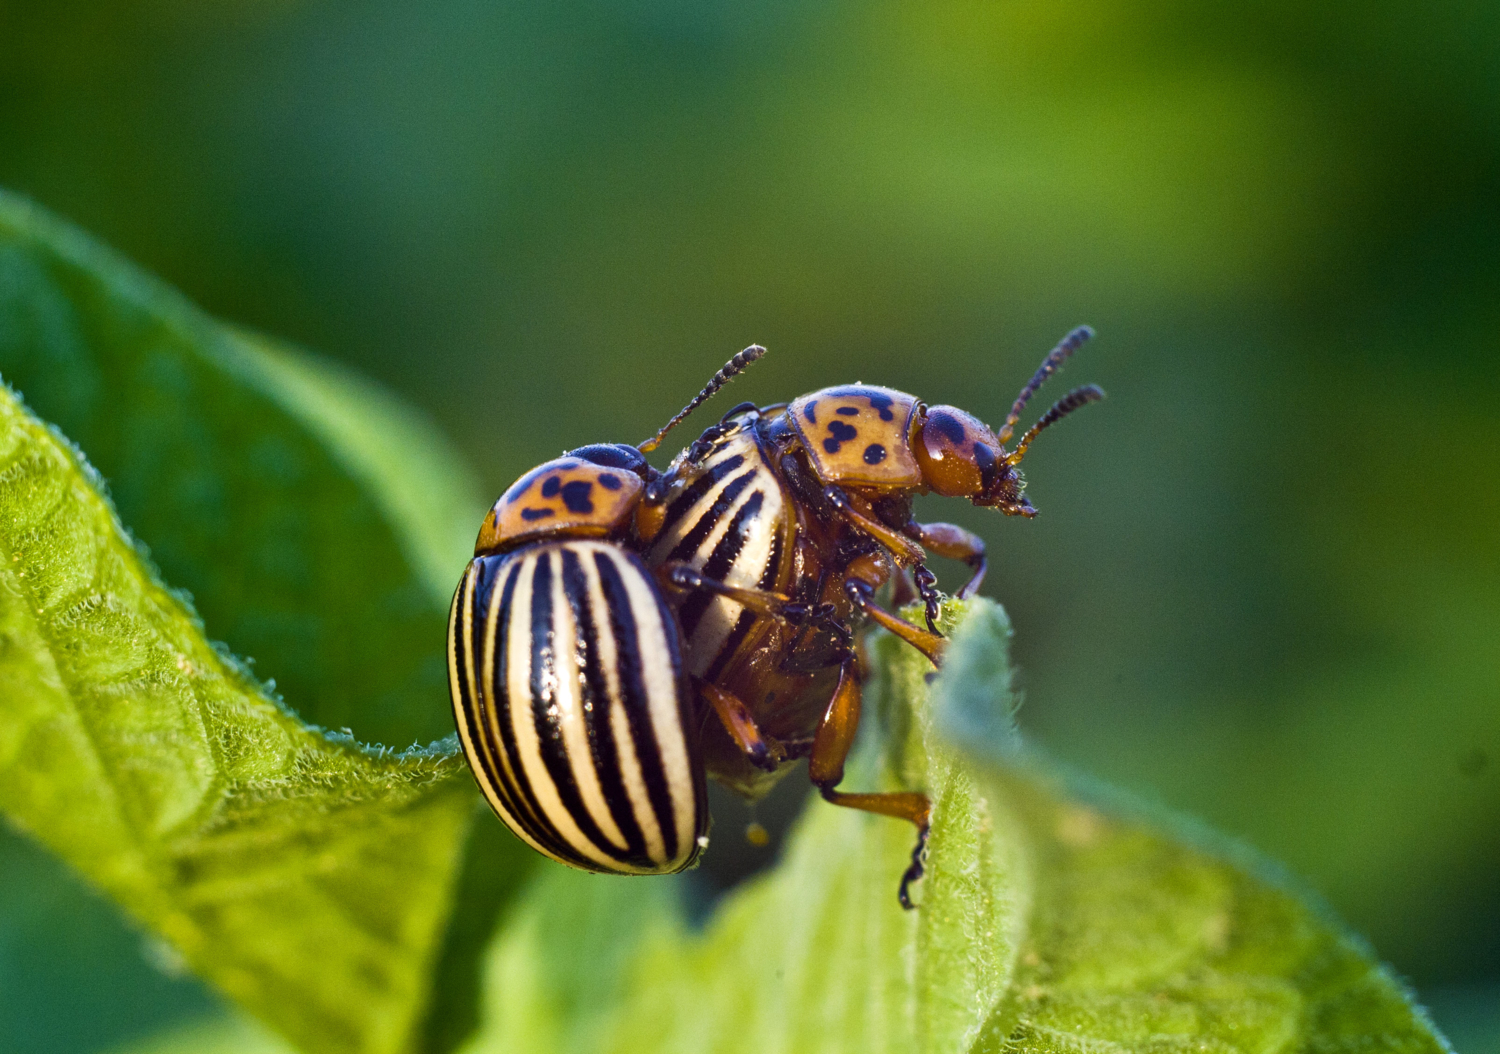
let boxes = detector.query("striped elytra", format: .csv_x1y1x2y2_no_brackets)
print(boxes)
647,420,790,680
448,539,708,875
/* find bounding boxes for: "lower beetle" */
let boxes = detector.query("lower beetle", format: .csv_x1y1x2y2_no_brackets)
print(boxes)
447,350,762,875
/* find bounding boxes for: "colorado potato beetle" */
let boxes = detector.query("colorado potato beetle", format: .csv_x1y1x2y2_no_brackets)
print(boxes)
449,329,1102,907
447,349,763,876
638,326,1104,906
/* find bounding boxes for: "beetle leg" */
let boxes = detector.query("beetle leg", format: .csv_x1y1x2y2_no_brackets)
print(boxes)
823,485,927,567
808,658,933,909
900,560,936,635
909,521,987,599
658,563,792,617
844,577,947,667
696,678,782,772
660,563,854,649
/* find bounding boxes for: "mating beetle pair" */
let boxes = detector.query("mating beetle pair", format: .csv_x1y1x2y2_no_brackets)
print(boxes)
447,330,1103,905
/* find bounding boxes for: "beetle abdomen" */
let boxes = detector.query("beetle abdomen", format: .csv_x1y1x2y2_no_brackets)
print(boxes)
649,425,788,679
448,540,706,875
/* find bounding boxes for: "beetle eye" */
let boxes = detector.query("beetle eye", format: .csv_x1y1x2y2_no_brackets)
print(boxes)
915,405,995,498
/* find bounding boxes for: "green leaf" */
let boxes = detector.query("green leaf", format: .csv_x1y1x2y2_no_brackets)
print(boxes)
103,1014,298,1054
0,191,530,1054
461,600,1451,1054
0,191,1450,1054
0,188,485,749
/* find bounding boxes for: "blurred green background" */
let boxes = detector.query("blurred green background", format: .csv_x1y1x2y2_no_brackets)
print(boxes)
2,0,1497,1051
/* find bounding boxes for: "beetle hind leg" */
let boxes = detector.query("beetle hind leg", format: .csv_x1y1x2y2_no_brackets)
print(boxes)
809,658,933,909
662,562,854,649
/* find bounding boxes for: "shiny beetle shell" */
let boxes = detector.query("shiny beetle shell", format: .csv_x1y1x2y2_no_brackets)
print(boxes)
476,455,645,553
786,385,922,489
448,539,707,875
647,417,792,680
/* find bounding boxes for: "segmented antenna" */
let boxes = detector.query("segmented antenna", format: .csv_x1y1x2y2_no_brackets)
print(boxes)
1008,384,1106,463
996,325,1094,444
638,344,767,453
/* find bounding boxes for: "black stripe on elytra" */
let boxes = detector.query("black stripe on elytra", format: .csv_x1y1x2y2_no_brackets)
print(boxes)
470,558,559,854
759,525,784,591
701,524,784,683
645,563,704,850
704,608,755,683
463,557,515,802
678,489,765,641
663,453,746,529
667,467,757,567
594,550,680,863
448,565,479,764
560,547,650,866
487,554,573,859
529,552,621,863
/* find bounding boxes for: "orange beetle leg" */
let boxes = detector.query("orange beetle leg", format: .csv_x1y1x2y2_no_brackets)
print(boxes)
808,658,933,909
845,577,947,667
697,678,783,772
822,485,927,567
909,521,987,599
658,562,792,618
661,563,854,650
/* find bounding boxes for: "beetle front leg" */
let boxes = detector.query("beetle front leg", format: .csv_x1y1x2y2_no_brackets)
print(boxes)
808,658,932,909
844,576,947,667
659,562,792,615
907,521,987,599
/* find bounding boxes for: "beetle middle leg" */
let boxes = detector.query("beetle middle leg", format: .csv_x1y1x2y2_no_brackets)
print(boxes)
695,678,783,772
659,562,853,649
808,658,932,909
823,485,927,566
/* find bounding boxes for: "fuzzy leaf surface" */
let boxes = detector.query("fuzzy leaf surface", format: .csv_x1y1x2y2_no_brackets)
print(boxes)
0,189,484,748
0,192,511,1054
461,601,1451,1054
0,192,1450,1054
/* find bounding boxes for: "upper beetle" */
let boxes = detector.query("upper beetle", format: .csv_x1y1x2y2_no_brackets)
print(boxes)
781,325,1104,606
638,327,1104,906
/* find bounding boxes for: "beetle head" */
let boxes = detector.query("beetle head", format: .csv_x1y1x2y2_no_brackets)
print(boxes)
913,405,1036,515
914,326,1104,516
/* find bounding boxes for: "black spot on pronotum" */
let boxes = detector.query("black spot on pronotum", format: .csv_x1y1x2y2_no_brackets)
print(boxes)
863,443,887,465
560,480,595,513
823,420,858,454
541,476,562,498
973,443,998,490
598,473,622,491
866,392,895,421
520,507,555,521
930,409,967,446
803,400,818,424
836,406,860,416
